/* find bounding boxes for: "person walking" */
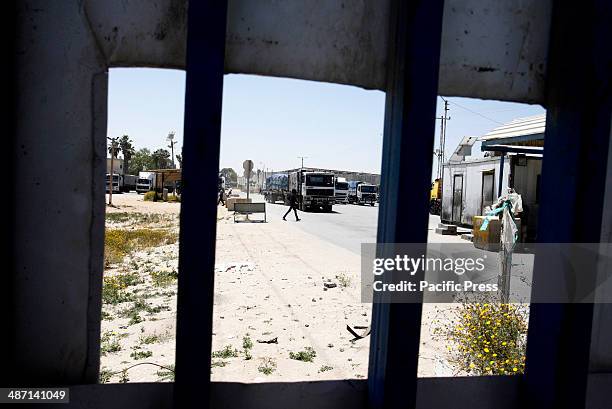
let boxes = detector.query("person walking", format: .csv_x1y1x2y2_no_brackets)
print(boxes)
217,186,226,206
283,189,301,221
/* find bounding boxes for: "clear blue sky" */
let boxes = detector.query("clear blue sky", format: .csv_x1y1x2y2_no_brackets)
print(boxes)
107,68,545,177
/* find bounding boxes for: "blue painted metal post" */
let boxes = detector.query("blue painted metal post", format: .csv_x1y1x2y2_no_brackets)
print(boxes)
498,154,505,198
174,1,227,407
524,0,611,408
368,1,444,408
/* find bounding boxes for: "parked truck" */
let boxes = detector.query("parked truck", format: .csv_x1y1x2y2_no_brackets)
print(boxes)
288,169,335,212
264,173,289,204
136,171,156,194
334,177,349,204
348,181,378,205
123,174,137,192
429,178,442,215
106,173,123,193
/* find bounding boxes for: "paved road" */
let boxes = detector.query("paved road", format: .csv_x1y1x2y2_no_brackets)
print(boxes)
235,193,532,300
247,194,463,255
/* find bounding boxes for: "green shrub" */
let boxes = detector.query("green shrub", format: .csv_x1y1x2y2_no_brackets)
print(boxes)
143,191,157,201
102,276,135,305
100,331,122,355
435,303,528,375
289,347,317,362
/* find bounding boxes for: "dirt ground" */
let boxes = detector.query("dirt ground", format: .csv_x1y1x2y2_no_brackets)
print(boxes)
100,193,451,383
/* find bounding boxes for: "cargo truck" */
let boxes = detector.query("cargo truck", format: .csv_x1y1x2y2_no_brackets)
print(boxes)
429,178,442,215
348,181,378,205
136,171,156,194
264,173,289,204
123,174,137,192
106,173,123,193
334,177,349,204
288,169,335,212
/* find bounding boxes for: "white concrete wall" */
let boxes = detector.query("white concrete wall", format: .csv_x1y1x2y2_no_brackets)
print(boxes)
83,0,551,103
14,1,108,383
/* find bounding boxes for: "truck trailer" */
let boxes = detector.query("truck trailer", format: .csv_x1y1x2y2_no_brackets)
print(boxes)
123,174,137,192
264,173,289,204
288,169,335,212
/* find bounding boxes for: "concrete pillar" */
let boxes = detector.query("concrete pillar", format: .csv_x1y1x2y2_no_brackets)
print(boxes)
12,1,108,384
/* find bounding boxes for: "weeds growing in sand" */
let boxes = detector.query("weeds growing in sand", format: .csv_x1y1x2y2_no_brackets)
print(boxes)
130,348,153,360
319,365,333,373
99,367,112,383
336,273,352,288
211,360,227,368
140,334,161,345
289,347,317,362
156,365,175,381
105,228,177,267
258,358,277,375
100,331,122,355
150,269,179,287
212,345,239,359
119,369,130,383
243,335,253,360
102,275,136,305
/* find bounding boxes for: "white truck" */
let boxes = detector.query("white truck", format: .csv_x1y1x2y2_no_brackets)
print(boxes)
136,171,156,194
106,173,123,193
288,169,335,212
334,177,349,204
348,181,378,206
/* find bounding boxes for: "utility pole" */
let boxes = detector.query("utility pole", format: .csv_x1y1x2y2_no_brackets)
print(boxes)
297,156,308,169
107,136,119,205
167,131,176,168
436,98,450,179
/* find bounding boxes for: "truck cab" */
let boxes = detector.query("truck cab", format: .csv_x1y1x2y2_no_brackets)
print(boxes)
137,171,156,194
334,177,349,204
357,183,377,205
289,170,335,212
105,173,122,193
348,181,378,205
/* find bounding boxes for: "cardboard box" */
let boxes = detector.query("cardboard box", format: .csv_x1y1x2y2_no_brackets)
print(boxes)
473,216,521,251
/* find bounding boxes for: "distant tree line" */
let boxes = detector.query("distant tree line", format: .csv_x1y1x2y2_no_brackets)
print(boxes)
108,134,175,174
109,134,237,180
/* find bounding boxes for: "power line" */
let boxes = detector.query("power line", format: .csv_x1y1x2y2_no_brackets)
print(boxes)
445,99,504,125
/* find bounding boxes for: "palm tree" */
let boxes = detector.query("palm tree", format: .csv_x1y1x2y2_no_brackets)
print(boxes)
119,135,135,174
108,143,121,158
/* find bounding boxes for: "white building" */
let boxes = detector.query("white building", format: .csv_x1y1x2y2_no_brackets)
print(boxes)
441,115,545,240
106,157,124,175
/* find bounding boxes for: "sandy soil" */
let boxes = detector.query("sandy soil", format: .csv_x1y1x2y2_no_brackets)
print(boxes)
100,193,451,383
